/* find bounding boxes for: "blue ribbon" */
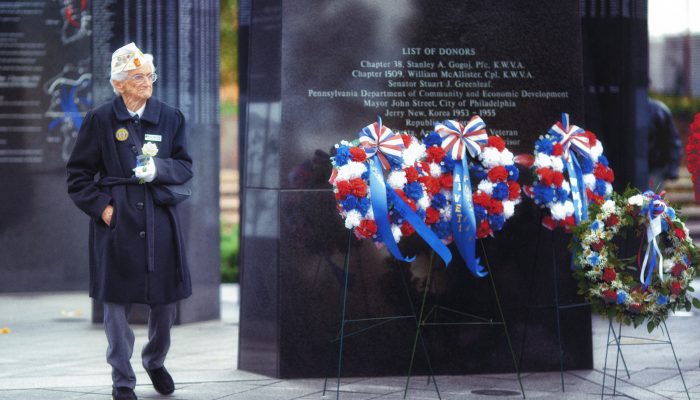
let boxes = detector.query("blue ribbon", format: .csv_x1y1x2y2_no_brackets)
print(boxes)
368,156,452,266
564,152,588,224
452,158,487,277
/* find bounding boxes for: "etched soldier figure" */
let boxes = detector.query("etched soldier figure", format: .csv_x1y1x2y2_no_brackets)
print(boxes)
66,42,193,400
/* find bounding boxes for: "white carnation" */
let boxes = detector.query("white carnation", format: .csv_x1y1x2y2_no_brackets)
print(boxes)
441,189,452,202
583,173,596,190
628,194,644,206
564,201,575,215
403,142,425,166
605,182,613,196
365,207,374,220
142,142,159,157
551,156,564,172
503,200,515,219
335,161,366,181
392,225,402,242
534,153,552,169
430,162,442,177
590,141,603,159
344,210,362,228
418,195,431,210
550,202,568,220
601,200,616,214
500,149,514,166
478,181,494,195
387,171,407,189
480,147,502,169
561,180,571,192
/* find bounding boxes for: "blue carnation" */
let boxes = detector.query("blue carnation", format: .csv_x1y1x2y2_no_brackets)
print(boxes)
594,179,607,196
666,207,676,219
470,164,487,180
580,157,594,174
405,182,424,201
492,182,509,200
431,193,447,208
341,194,359,211
432,220,451,239
424,132,443,147
334,146,351,166
657,295,669,305
416,208,426,219
474,205,487,223
535,137,554,155
441,153,455,171
390,210,403,225
533,184,555,204
506,165,519,181
616,291,627,305
357,197,370,216
556,187,569,202
598,155,609,167
591,220,601,231
489,214,505,231
361,171,369,181
587,252,600,266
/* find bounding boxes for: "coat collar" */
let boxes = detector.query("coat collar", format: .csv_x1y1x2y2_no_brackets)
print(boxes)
112,96,161,124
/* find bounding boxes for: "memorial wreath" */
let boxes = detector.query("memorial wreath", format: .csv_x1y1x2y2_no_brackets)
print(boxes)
571,189,700,332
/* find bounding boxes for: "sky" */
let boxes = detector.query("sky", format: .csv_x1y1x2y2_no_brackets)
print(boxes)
648,0,700,38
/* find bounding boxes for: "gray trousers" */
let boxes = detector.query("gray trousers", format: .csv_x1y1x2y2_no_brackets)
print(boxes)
103,302,177,389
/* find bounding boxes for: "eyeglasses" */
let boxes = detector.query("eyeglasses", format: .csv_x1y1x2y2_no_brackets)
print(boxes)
129,73,158,83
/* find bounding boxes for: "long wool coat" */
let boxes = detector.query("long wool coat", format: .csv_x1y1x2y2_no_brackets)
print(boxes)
66,96,192,304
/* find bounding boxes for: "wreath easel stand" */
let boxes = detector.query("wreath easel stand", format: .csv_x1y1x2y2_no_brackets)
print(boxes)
402,241,525,399
322,231,440,400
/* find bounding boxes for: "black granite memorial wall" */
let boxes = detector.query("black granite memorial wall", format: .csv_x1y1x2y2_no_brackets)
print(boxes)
240,0,594,378
0,1,220,324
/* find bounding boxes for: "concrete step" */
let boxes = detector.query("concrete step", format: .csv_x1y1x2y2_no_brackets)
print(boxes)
220,168,240,227
665,177,693,191
665,191,696,204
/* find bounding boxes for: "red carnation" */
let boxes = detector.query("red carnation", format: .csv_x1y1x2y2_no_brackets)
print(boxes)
425,207,440,224
400,134,412,148
602,289,617,303
674,227,686,240
537,168,554,186
439,173,453,189
419,175,441,196
670,281,683,296
401,221,415,237
404,167,419,182
487,199,503,214
586,188,604,205
602,268,617,283
552,143,564,156
604,214,619,227
350,178,367,197
628,303,643,314
542,215,557,230
591,241,605,252
562,215,576,227
594,164,608,180
487,136,506,151
585,130,597,146
551,171,565,187
473,192,492,207
508,181,521,200
671,263,687,277
605,168,615,182
488,166,508,182
336,180,352,198
425,146,446,163
477,219,491,238
349,147,367,162
355,219,377,238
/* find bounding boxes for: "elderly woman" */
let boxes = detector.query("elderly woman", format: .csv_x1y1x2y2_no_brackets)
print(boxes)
66,43,192,400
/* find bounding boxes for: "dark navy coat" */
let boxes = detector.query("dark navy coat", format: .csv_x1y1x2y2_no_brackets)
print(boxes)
66,96,192,304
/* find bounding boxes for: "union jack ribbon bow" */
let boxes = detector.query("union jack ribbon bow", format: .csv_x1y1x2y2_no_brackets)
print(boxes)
358,117,404,169
548,113,593,160
435,116,489,161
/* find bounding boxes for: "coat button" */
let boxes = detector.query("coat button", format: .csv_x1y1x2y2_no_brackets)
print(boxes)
136,202,144,209
139,231,146,238
131,145,138,154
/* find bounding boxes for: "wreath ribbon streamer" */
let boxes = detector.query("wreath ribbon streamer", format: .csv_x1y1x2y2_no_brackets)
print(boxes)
361,118,452,266
435,117,488,277
639,194,666,289
548,113,592,223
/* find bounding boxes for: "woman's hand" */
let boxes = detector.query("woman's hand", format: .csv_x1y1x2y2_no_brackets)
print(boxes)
101,205,114,226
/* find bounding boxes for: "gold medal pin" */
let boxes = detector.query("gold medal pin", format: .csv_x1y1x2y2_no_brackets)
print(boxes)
115,128,129,141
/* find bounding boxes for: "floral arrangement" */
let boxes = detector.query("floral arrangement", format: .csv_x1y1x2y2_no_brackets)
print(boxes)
571,189,699,332
686,113,700,202
528,114,614,230
330,129,430,244
420,118,521,240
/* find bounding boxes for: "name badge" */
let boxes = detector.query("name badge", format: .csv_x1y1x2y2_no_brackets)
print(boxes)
145,134,162,142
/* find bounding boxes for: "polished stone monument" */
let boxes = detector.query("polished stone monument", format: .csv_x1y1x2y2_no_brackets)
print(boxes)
240,0,591,377
0,0,220,324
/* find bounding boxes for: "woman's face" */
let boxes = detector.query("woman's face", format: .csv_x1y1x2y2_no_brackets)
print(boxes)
114,64,154,103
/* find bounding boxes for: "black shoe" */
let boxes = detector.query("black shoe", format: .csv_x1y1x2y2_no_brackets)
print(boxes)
112,386,137,400
145,366,175,395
